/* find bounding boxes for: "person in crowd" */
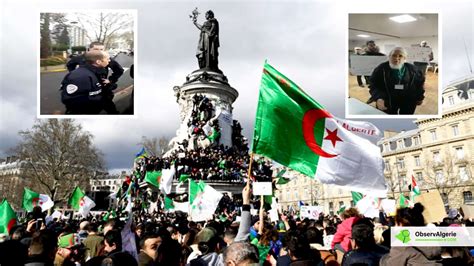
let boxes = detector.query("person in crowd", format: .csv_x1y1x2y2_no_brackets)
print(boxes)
331,208,361,252
83,223,104,261
60,50,111,114
222,242,259,266
368,47,425,114
138,232,161,266
413,40,434,74
341,223,389,265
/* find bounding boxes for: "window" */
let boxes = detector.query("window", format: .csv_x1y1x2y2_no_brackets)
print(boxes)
329,202,334,211
433,151,441,163
416,172,423,188
413,136,420,145
397,158,405,169
286,190,290,200
401,175,407,187
414,155,421,167
350,200,355,207
463,191,473,203
436,170,444,183
384,161,391,171
339,201,344,208
430,130,437,141
452,125,459,136
448,96,455,105
294,191,299,199
398,140,404,149
459,166,469,181
384,143,390,152
455,147,464,160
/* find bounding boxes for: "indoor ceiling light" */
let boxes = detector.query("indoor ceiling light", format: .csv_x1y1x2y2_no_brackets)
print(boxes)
389,14,417,23
357,34,370,38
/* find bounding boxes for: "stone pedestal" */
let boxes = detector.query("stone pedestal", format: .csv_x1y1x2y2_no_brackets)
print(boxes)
168,69,239,153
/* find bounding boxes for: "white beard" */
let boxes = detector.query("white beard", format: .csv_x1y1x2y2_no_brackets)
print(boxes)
389,61,405,70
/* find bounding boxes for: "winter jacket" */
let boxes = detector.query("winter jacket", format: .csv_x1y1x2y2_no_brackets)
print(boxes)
380,246,442,266
331,216,360,252
342,245,389,266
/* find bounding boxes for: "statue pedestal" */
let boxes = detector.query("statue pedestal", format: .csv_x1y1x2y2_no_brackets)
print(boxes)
167,69,239,155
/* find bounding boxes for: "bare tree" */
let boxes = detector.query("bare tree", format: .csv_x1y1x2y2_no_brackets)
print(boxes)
14,119,105,205
40,13,68,58
384,164,399,198
76,12,133,47
423,151,472,204
139,136,171,157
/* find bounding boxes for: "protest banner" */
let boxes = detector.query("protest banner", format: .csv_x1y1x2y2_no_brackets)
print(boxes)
300,205,323,220
415,190,446,223
349,55,387,76
405,46,433,63
253,182,272,195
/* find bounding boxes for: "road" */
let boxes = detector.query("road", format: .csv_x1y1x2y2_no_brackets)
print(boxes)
40,53,134,115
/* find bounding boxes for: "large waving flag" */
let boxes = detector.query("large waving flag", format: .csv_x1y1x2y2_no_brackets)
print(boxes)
189,180,222,221
22,188,54,212
135,147,147,159
68,187,96,217
0,199,17,234
411,175,421,195
252,62,387,196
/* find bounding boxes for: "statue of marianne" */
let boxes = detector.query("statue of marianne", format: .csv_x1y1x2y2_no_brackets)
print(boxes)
192,9,220,70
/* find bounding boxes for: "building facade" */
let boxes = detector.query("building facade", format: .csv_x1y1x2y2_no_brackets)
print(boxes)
89,172,125,210
276,76,474,214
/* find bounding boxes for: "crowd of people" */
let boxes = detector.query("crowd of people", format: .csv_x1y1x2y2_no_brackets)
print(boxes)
2,185,473,266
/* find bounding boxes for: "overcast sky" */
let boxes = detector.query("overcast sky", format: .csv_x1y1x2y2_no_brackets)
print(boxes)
1,0,473,173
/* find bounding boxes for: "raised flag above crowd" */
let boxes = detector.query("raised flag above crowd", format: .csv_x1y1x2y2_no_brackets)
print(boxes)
252,62,387,197
21,188,54,212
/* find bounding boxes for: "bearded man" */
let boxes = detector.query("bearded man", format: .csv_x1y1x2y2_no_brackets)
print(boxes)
368,47,425,115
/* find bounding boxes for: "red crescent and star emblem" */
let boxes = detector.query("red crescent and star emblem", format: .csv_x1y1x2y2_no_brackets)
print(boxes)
302,109,343,158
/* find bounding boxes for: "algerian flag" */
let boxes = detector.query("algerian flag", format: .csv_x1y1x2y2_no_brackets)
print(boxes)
160,167,176,195
351,191,364,205
22,188,54,212
68,187,96,217
145,170,162,188
207,128,221,142
399,194,412,208
189,180,223,221
276,169,290,185
252,62,387,197
164,196,174,210
356,196,380,218
411,175,420,196
0,199,17,234
179,173,191,183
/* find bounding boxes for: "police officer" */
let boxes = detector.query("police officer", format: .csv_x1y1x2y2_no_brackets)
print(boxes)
67,42,124,114
60,51,110,114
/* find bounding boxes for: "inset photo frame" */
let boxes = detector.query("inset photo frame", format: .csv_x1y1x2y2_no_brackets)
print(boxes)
346,13,440,118
38,10,136,117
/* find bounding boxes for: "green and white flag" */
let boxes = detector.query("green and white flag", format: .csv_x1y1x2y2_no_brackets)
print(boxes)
0,199,17,234
252,62,387,197
275,169,291,185
145,170,162,188
160,167,176,195
189,180,222,221
68,187,96,217
22,188,54,212
164,196,174,210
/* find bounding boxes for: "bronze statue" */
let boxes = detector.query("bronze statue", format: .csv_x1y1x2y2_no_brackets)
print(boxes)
191,9,220,70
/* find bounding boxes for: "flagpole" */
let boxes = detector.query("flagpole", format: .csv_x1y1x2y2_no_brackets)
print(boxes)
246,153,254,190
